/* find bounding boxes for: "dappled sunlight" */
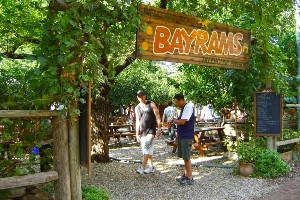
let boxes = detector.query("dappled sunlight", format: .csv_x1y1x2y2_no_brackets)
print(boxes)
166,156,224,165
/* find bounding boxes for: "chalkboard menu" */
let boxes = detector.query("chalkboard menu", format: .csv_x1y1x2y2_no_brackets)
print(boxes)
254,91,282,136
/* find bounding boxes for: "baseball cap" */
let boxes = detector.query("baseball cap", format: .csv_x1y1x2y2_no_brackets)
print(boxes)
137,90,145,96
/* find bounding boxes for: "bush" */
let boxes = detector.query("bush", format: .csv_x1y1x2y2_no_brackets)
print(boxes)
82,185,109,200
236,138,266,163
236,140,258,163
253,149,290,178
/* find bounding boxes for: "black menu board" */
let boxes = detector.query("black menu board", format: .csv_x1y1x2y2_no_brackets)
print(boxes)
254,91,282,136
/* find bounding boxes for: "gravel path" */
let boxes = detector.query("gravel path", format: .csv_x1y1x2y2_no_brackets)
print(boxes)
81,136,279,200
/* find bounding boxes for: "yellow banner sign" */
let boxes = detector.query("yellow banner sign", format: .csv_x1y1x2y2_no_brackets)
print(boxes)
136,4,251,70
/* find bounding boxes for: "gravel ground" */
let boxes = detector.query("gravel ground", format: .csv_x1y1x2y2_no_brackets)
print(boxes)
81,135,279,200
252,162,300,200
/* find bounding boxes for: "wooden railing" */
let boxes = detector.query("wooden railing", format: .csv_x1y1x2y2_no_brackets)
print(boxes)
0,110,71,200
276,138,300,147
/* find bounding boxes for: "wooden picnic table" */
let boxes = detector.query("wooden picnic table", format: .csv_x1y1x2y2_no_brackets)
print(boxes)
195,121,218,127
166,126,227,156
109,123,136,146
193,126,226,157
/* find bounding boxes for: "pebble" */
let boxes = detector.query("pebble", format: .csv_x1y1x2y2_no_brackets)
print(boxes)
81,136,279,200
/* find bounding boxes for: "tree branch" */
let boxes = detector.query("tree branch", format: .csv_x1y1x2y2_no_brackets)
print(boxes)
26,38,41,44
115,53,136,76
50,0,75,11
0,53,37,60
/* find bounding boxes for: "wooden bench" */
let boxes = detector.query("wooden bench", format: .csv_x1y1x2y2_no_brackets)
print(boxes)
0,171,58,190
166,140,177,153
108,131,136,147
193,140,226,157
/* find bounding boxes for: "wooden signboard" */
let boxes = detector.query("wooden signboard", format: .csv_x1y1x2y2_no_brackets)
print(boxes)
254,90,282,137
136,4,251,70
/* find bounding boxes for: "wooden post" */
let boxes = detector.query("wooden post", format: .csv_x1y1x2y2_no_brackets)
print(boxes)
267,136,277,150
69,102,82,200
87,82,92,174
234,98,239,147
266,74,276,150
295,1,300,130
53,116,71,200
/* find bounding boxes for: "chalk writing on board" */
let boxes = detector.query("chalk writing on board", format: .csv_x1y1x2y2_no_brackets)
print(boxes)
255,92,281,136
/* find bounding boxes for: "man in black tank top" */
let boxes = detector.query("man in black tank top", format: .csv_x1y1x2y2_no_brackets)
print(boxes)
135,90,162,174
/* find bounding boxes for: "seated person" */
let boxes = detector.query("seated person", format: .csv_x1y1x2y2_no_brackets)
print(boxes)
222,103,248,124
200,103,215,122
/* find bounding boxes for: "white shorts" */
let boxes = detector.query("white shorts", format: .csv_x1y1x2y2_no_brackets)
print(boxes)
141,134,154,155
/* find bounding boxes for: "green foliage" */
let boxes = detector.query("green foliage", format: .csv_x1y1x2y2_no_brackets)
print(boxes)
294,142,300,151
253,149,290,178
281,129,300,141
277,129,300,152
236,139,265,163
283,107,298,130
0,59,53,109
0,118,52,178
0,189,11,200
42,182,55,198
109,59,177,108
1,0,142,112
169,0,296,116
82,185,109,200
41,0,142,112
237,138,290,178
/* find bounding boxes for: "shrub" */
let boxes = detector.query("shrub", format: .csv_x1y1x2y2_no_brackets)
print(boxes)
253,149,290,178
82,185,109,200
236,139,265,163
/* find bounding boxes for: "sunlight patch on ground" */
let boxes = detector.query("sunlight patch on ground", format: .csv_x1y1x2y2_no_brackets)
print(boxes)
166,156,224,166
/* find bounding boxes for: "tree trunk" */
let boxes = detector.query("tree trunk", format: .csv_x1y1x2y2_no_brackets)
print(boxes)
91,85,111,163
69,101,82,200
160,0,167,9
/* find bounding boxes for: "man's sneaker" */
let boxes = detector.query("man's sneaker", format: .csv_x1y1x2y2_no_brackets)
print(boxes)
180,178,194,186
176,174,187,182
144,166,155,174
136,168,144,174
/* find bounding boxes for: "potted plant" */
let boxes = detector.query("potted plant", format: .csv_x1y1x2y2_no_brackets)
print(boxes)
236,140,260,176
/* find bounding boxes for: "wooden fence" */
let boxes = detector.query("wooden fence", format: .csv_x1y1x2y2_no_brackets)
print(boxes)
0,110,72,200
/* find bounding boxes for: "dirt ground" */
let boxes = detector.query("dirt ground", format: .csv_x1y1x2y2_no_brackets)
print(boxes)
252,162,300,200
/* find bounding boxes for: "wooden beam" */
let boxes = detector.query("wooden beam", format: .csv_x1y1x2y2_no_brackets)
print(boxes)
0,110,59,118
69,102,82,200
286,104,300,107
276,138,300,146
0,171,58,190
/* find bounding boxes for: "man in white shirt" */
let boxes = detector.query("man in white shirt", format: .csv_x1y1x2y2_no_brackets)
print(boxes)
200,103,215,122
171,94,195,186
162,100,177,141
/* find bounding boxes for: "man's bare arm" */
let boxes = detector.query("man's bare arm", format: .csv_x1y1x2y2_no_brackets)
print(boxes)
173,118,187,125
151,102,162,128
